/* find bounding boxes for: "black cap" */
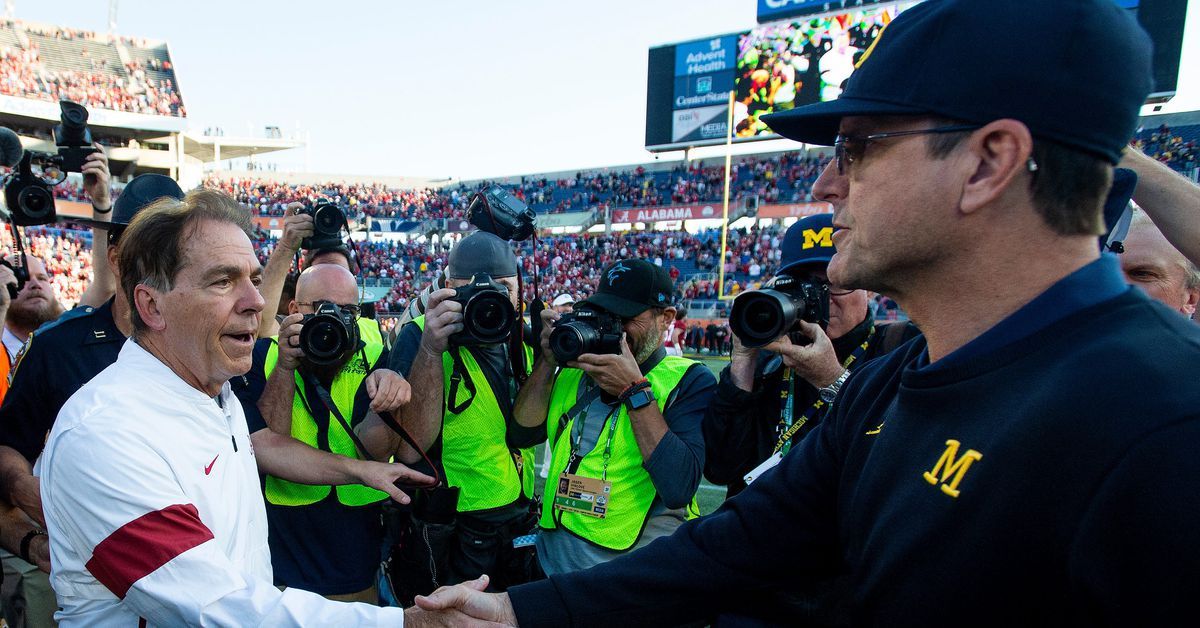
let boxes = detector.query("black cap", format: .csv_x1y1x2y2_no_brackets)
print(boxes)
74,174,184,230
579,259,674,318
762,0,1152,164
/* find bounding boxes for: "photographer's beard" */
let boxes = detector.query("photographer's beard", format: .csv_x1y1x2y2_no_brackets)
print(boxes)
628,319,664,365
7,296,57,333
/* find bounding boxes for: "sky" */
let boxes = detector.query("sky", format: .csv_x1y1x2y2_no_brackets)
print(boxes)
10,0,806,180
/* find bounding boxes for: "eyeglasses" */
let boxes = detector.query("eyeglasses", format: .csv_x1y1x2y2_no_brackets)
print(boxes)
296,300,360,316
833,125,981,175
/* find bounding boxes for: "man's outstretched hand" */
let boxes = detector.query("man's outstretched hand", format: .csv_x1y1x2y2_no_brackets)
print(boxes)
405,575,519,627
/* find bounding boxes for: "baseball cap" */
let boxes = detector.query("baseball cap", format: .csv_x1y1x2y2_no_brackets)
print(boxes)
552,293,575,307
448,231,518,279
74,173,184,231
761,0,1152,164
778,213,837,274
579,259,674,318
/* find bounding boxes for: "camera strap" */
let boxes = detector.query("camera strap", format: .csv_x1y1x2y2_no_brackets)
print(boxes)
772,326,875,455
303,370,443,488
446,348,478,415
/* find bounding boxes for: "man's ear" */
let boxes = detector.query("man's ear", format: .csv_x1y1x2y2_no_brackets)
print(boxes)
288,300,300,316
1184,287,1199,318
959,119,1035,216
133,284,167,331
662,307,678,326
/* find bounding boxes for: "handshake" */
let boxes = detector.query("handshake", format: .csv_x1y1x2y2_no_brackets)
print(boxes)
403,575,519,627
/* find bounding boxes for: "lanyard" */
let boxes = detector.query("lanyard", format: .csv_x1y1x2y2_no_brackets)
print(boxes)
772,327,875,454
563,384,623,481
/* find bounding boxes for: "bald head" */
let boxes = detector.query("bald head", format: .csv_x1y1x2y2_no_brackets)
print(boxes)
1121,211,1200,317
292,264,359,313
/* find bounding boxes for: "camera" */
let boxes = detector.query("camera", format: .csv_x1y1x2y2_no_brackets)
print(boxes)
729,274,830,349
450,273,516,346
467,186,536,241
549,306,624,364
54,100,98,173
3,152,58,226
0,255,29,300
3,100,99,227
298,201,347,250
298,301,360,366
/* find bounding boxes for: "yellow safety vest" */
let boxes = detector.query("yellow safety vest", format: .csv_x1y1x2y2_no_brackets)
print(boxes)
263,339,389,507
539,356,696,551
412,316,536,512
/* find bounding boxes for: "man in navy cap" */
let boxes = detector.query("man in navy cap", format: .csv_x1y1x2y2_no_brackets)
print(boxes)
412,0,1200,625
704,213,916,501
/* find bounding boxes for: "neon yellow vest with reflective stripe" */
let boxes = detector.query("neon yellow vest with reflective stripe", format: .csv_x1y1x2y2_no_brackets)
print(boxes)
262,340,389,507
539,355,695,551
412,316,536,512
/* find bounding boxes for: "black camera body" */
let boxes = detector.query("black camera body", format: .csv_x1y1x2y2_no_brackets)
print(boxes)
729,274,830,349
4,152,57,226
468,186,536,241
450,273,516,346
298,301,360,367
297,201,347,251
0,255,29,300
549,306,624,364
53,101,98,173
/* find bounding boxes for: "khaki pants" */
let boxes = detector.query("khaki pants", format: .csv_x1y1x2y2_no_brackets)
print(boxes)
0,550,56,628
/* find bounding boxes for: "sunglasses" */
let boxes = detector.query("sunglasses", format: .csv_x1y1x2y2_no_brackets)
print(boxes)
833,125,981,175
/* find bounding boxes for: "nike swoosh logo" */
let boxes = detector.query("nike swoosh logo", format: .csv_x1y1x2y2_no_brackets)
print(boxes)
865,422,885,436
204,455,219,475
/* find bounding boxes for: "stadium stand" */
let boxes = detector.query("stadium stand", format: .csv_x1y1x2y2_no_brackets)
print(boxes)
0,20,186,117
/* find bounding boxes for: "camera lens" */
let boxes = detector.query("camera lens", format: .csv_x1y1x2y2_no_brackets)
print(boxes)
312,204,344,236
463,292,514,345
17,185,54,221
299,316,350,366
730,289,800,348
550,322,599,363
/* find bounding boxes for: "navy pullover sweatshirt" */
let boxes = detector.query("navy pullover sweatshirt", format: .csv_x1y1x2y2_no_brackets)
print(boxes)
508,283,1200,626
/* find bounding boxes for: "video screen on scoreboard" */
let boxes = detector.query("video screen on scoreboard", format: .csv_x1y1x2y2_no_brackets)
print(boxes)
733,4,903,139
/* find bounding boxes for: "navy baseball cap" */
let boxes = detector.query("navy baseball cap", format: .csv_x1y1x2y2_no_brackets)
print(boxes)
579,259,674,318
74,173,184,231
762,0,1152,164
779,213,837,274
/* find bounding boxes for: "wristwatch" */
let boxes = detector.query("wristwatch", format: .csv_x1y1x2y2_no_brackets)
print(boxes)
818,369,851,403
624,387,656,412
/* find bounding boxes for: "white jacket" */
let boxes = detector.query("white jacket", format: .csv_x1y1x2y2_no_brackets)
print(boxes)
37,340,404,627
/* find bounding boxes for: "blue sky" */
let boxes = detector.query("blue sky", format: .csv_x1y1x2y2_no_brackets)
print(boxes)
12,0,776,179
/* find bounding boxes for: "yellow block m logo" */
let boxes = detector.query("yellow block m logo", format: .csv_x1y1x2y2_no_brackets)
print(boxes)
922,440,982,498
802,227,833,250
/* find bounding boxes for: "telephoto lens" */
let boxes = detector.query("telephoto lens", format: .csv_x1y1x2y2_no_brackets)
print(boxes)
729,275,830,348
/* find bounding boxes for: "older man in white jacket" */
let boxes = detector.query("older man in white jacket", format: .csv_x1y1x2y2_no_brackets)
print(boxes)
36,190,481,627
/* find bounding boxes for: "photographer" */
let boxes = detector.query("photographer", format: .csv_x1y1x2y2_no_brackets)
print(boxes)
256,203,383,347
234,263,422,601
511,259,714,575
385,231,538,590
704,213,918,498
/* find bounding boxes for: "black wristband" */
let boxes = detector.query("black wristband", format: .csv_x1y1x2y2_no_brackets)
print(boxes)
19,529,45,564
618,379,651,402
92,203,112,215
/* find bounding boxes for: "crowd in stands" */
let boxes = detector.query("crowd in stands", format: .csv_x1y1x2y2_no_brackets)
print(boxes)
0,20,186,117
1133,124,1199,174
0,225,93,309
204,151,829,224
